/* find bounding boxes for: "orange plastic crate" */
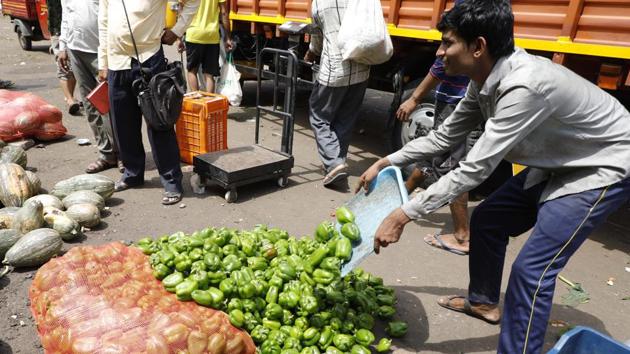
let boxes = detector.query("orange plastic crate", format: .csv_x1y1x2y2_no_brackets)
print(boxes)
176,92,229,164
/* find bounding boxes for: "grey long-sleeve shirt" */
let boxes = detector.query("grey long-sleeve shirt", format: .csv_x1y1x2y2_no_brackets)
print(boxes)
388,48,630,220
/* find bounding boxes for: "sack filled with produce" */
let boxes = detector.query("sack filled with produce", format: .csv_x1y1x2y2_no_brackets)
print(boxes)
0,90,67,142
29,242,255,354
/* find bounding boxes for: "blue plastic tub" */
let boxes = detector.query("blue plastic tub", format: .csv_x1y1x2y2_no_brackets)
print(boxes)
547,326,630,354
339,166,409,276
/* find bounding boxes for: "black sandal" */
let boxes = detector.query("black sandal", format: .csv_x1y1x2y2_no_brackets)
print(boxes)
162,191,182,205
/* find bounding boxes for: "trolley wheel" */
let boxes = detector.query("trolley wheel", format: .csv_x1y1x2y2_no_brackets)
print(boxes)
17,27,32,51
225,189,237,203
277,176,289,188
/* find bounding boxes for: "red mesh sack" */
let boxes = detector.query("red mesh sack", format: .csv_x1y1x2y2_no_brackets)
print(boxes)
29,242,256,354
0,90,66,142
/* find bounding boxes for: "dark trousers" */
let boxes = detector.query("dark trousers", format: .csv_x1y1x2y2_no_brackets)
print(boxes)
108,49,183,193
309,80,368,172
468,170,630,353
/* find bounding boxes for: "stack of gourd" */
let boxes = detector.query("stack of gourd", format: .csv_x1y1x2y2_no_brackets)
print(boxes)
0,139,115,270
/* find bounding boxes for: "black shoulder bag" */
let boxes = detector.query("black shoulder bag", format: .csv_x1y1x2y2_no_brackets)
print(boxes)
121,0,186,131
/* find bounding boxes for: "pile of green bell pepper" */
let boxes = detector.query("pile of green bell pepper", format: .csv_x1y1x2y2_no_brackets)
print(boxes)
138,208,409,353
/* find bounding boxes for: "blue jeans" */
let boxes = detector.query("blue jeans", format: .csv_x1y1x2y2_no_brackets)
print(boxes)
108,48,183,193
468,169,630,353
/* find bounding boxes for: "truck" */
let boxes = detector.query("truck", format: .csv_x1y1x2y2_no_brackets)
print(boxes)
227,0,630,150
1,0,50,50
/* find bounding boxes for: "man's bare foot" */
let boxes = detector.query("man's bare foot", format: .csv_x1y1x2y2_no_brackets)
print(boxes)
424,233,469,255
437,295,501,324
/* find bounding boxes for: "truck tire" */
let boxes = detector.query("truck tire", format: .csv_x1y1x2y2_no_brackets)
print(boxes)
390,82,435,151
17,27,32,51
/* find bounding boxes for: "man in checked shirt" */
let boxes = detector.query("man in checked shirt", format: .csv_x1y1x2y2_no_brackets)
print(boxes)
304,0,370,187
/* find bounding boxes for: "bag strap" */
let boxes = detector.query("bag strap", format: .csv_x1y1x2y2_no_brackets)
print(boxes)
121,0,150,80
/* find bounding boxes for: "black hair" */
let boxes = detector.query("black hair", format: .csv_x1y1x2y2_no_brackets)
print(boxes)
437,0,515,59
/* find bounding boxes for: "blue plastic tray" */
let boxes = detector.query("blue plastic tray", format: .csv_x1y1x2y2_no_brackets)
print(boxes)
339,166,409,276
547,326,630,354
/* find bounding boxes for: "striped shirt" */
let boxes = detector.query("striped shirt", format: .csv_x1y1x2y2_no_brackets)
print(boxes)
309,0,370,87
430,58,470,104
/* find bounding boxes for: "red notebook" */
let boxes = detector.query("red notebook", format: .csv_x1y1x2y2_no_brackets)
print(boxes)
86,81,110,115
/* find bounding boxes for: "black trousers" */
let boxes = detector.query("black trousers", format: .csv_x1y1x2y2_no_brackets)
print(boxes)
107,48,183,193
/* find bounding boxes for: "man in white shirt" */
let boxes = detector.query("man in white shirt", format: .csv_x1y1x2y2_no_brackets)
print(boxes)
59,0,119,174
98,0,199,205
304,0,370,187
358,1,630,353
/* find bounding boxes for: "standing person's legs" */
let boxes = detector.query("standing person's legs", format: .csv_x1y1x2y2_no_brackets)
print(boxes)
309,82,347,173
330,80,368,161
201,44,220,93
108,69,145,188
498,177,630,353
52,36,79,115
67,49,117,172
143,48,183,204
185,42,203,91
437,170,543,322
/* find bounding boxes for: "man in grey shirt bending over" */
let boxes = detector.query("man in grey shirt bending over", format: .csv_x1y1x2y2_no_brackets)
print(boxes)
357,1,630,353
59,0,119,174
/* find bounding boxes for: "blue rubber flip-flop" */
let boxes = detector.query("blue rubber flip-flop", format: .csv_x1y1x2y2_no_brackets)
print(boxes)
424,233,469,255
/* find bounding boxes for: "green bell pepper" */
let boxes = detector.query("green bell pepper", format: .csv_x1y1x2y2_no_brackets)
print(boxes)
203,253,221,271
335,206,355,224
294,317,309,331
174,257,192,273
319,257,341,272
356,313,374,330
207,287,225,307
242,299,257,313
318,327,334,349
269,275,284,289
188,247,203,261
284,337,301,350
152,263,170,280
239,282,257,299
300,272,315,286
190,271,209,290
228,298,243,311
251,325,270,344
266,285,279,304
377,294,395,306
340,223,361,242
222,244,239,255
191,289,214,307
375,338,392,352
354,329,375,347
190,260,207,273
350,344,371,354
248,256,269,271
304,246,329,273
229,309,245,328
299,295,318,314
219,278,235,297
206,270,226,285
386,321,408,337
313,269,335,285
334,237,352,262
329,318,342,332
324,346,343,354
302,327,320,346
282,348,300,354
222,254,242,272
332,333,355,352
282,310,295,326
315,221,335,242
162,271,184,291
376,305,396,319
265,303,284,320
301,347,321,354
277,262,297,281
175,279,198,301
279,291,300,309
261,341,282,354
263,318,282,331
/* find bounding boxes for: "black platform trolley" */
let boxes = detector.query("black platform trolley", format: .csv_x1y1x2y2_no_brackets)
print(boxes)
192,45,302,203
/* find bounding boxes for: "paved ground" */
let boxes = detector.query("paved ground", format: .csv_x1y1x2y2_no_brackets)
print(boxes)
0,16,629,354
